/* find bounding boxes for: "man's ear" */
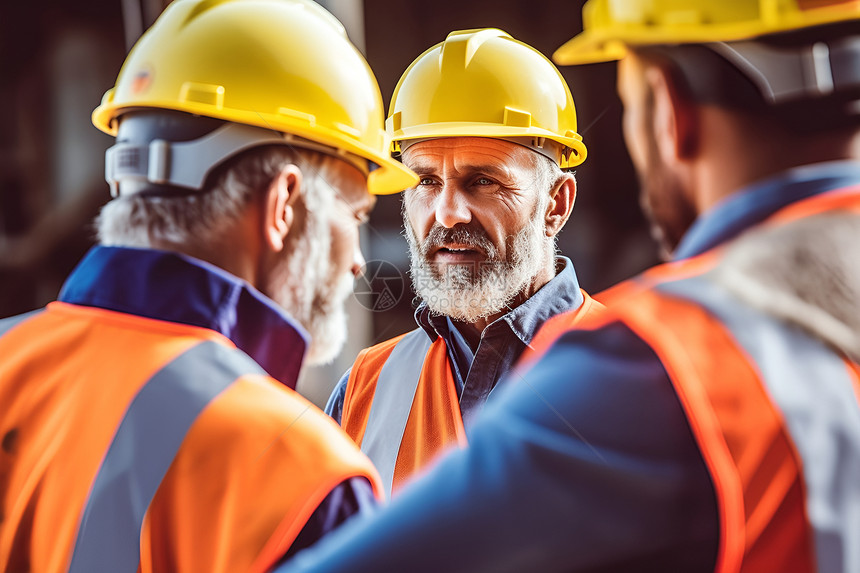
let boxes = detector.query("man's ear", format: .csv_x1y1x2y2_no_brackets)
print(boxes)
264,164,302,252
544,173,576,238
645,63,698,161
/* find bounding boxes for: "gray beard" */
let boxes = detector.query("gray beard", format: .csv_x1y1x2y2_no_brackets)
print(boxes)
269,198,351,366
406,214,553,323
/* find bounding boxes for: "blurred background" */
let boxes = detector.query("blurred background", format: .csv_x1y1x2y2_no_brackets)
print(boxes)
0,0,659,405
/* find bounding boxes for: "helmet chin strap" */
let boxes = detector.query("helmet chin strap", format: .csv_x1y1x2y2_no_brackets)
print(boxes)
105,122,371,197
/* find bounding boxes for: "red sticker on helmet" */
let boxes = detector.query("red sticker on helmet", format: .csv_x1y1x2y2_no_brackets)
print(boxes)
131,67,152,95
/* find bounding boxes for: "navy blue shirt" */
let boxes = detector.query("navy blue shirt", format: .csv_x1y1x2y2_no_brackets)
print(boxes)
59,245,377,561
326,256,584,427
276,161,860,572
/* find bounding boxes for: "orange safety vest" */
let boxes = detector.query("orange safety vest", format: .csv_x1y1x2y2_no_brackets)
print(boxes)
530,188,860,573
0,302,381,573
341,289,603,497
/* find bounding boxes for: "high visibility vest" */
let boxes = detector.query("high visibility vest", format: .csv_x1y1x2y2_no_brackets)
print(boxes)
0,302,381,573
342,289,602,497
541,188,860,573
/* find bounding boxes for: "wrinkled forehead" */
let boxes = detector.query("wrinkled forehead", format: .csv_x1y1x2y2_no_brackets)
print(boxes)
400,137,541,175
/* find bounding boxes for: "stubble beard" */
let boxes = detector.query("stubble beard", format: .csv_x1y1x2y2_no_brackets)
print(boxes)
638,100,698,261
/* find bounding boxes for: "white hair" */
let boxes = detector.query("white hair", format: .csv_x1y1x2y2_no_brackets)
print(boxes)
98,144,360,365
533,152,570,252
97,146,340,247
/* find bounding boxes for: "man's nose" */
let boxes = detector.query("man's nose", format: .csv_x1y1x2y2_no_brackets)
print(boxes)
434,185,472,228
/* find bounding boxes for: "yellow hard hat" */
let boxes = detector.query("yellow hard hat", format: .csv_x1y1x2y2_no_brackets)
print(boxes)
555,0,860,65
387,29,587,169
92,0,417,195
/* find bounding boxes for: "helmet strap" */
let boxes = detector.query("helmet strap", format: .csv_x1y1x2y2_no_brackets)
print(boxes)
105,122,370,197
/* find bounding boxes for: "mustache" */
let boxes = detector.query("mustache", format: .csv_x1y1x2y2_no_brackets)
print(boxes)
419,223,496,258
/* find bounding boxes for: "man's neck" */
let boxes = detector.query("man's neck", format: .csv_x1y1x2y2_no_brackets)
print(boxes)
694,107,860,213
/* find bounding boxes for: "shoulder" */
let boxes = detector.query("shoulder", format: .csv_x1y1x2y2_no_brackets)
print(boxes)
340,329,427,440
348,329,422,382
522,288,607,365
354,330,413,364
505,319,692,448
487,320,712,499
519,321,672,406
187,373,376,479
147,372,380,571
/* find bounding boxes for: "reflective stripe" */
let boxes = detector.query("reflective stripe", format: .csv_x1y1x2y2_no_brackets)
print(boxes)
361,329,433,498
68,340,265,572
0,309,44,339
659,276,860,573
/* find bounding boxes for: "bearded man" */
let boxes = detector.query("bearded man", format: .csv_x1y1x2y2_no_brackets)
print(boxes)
279,2,860,572
0,1,419,570
325,29,604,498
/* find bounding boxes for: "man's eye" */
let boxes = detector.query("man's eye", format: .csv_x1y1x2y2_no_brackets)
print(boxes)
476,177,494,186
419,177,436,186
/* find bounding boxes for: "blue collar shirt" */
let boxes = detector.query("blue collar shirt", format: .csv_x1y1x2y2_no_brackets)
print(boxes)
414,256,584,425
326,256,584,426
59,245,309,388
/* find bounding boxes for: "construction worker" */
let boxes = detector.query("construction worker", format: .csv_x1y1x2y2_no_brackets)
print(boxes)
325,28,604,498
0,0,418,571
275,1,860,571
